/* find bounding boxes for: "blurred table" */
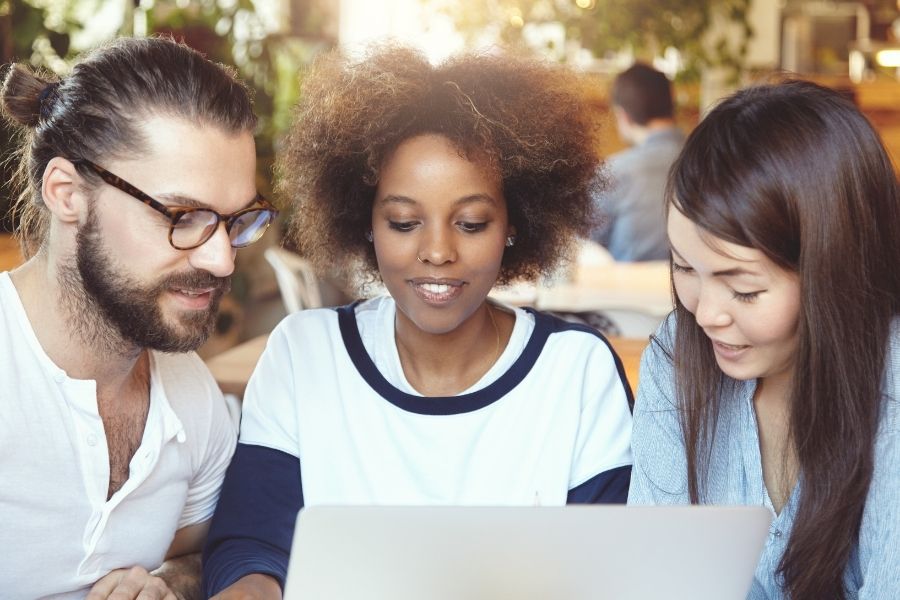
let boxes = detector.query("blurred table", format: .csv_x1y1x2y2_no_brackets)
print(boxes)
0,234,24,272
540,260,672,316
206,333,269,397
205,332,648,399
492,260,671,315
490,258,672,338
608,336,648,392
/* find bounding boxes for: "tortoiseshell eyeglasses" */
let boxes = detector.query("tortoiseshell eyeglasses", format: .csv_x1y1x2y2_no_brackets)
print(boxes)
73,159,278,250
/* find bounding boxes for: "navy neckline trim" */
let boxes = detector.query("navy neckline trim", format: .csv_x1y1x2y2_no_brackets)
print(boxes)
337,302,563,415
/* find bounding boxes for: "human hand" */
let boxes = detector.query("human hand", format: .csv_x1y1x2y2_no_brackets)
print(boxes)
151,553,201,600
86,566,175,600
209,574,282,600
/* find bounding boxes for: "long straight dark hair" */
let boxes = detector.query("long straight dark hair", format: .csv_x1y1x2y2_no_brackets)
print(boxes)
668,80,900,599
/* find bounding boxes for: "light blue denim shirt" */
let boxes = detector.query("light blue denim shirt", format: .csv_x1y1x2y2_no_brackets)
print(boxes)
628,314,900,599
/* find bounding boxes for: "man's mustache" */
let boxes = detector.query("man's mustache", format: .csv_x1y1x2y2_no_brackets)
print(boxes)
158,271,232,295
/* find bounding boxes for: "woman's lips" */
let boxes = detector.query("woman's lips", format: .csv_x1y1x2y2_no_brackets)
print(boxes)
409,278,465,305
711,339,751,360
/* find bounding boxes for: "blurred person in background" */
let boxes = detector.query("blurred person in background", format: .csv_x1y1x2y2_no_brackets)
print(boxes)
591,62,684,262
203,44,634,599
0,36,276,599
629,80,900,599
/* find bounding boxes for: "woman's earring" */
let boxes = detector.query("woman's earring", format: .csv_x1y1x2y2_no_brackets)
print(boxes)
505,235,516,247
365,230,374,243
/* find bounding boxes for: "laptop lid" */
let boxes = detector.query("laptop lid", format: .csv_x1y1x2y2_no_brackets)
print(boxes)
283,505,772,600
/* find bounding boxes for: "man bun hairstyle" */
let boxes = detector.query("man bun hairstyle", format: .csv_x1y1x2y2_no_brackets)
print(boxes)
1,66,60,128
1,35,257,257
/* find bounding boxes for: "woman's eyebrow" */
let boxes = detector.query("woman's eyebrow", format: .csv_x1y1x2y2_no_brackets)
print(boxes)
377,193,497,206
670,247,764,277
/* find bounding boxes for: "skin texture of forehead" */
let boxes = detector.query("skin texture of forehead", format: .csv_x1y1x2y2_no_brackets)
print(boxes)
102,114,257,214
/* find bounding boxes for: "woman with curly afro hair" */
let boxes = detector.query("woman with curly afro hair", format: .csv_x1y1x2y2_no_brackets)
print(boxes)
203,45,634,598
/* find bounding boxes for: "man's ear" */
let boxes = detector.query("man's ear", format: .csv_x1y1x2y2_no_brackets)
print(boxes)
612,105,633,138
42,157,87,224
612,105,630,125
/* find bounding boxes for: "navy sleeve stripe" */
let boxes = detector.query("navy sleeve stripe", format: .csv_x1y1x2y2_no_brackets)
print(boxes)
202,540,289,591
566,465,632,504
202,443,304,596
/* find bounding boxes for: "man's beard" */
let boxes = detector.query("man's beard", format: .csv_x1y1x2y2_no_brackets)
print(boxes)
59,207,230,355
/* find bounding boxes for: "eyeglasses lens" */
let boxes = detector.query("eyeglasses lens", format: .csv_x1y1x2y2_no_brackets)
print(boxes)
230,209,274,248
170,208,274,250
171,210,219,249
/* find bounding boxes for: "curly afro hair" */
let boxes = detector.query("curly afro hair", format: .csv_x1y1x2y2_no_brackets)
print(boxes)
277,44,604,286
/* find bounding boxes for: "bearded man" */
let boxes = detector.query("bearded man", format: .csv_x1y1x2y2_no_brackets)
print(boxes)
0,36,276,599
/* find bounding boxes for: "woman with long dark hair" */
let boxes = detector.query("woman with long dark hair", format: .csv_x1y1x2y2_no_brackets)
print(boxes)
629,79,900,599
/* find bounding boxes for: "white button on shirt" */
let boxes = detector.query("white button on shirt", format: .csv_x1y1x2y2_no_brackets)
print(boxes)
0,273,237,599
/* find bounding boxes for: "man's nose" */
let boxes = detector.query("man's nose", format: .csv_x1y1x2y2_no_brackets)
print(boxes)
187,223,236,278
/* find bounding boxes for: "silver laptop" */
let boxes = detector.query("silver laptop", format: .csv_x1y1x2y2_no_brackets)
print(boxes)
283,505,771,600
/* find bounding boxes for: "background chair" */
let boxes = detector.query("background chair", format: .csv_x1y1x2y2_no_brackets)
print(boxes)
264,246,324,313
